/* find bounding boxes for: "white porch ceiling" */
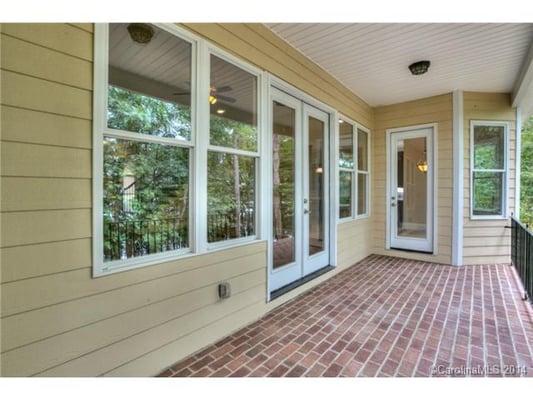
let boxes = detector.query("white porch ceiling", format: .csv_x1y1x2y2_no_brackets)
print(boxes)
267,23,533,106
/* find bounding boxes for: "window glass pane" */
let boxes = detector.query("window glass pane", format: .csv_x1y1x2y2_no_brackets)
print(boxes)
107,23,192,141
209,55,257,152
273,101,296,269
358,128,368,171
103,137,189,262
339,122,354,169
208,152,256,242
473,171,503,216
358,173,367,216
473,125,505,170
339,171,353,218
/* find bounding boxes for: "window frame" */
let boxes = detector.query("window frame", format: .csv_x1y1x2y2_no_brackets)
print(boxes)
337,115,371,222
356,125,371,218
202,45,263,250
338,119,356,220
93,23,265,277
469,120,509,220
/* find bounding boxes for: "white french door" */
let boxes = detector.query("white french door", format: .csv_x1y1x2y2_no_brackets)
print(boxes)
388,127,435,253
269,88,330,292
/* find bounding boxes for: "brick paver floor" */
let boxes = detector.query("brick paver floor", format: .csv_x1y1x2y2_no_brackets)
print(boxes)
158,255,533,377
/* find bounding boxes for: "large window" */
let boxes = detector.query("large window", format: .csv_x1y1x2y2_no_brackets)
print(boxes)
339,121,355,219
102,23,193,267
94,23,262,275
207,54,259,243
357,128,370,216
338,118,370,220
471,121,508,218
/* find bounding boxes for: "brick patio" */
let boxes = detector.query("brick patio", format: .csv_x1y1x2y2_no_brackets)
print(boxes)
158,255,533,377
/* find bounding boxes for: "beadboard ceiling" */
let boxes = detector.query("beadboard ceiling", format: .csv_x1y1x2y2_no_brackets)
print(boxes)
267,23,533,106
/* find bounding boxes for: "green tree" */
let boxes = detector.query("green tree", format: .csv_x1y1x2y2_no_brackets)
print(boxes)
520,115,533,226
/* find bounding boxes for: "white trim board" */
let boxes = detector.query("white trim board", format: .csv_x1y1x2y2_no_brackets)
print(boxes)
452,90,464,266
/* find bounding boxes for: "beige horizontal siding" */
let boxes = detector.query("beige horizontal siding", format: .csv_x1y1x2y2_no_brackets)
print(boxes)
462,92,515,265
372,93,454,264
0,23,374,377
337,218,373,269
1,105,92,149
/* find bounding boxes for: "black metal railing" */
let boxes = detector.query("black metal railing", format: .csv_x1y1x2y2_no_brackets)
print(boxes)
104,217,188,261
510,215,533,302
207,209,255,243
104,210,255,261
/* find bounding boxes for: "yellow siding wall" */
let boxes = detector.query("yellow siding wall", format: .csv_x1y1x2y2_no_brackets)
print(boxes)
0,23,374,376
372,94,454,264
462,92,516,265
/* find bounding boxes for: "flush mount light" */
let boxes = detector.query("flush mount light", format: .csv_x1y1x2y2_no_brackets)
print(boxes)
408,60,431,76
339,119,344,124
127,23,155,44
216,109,225,115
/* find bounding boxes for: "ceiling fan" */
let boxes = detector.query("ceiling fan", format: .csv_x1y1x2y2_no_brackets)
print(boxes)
173,85,236,104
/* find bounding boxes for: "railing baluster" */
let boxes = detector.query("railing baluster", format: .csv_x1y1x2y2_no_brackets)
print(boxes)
511,215,533,302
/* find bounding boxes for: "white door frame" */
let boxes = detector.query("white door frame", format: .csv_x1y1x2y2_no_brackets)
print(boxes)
385,123,438,254
267,78,335,296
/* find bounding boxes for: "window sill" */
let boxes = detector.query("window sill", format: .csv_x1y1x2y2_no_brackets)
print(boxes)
337,214,371,225
93,238,265,278
470,214,508,221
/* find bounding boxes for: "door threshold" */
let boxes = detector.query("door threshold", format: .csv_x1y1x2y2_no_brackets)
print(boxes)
390,247,433,255
270,265,335,301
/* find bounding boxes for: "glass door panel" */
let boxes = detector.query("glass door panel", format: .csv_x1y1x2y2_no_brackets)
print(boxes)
307,116,325,256
396,137,427,239
273,101,296,269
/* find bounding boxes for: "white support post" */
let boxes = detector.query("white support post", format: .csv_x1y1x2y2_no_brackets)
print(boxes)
515,107,522,219
452,90,464,267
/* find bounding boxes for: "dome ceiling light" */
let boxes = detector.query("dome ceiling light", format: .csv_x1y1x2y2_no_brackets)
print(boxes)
127,23,155,44
408,60,431,76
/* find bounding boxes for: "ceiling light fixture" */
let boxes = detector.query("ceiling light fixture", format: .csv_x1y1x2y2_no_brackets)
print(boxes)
408,60,430,76
339,119,344,124
127,23,155,44
216,109,225,115
416,160,428,173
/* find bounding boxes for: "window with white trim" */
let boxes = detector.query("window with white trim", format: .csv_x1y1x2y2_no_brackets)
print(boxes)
94,23,263,275
357,127,370,216
207,54,259,243
103,23,193,265
338,120,355,219
338,118,370,220
470,121,508,219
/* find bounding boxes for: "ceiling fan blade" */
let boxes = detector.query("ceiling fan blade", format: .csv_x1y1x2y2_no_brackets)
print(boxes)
215,85,232,93
217,95,237,103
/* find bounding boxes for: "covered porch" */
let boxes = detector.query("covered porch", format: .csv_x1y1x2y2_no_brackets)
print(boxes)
158,255,533,377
